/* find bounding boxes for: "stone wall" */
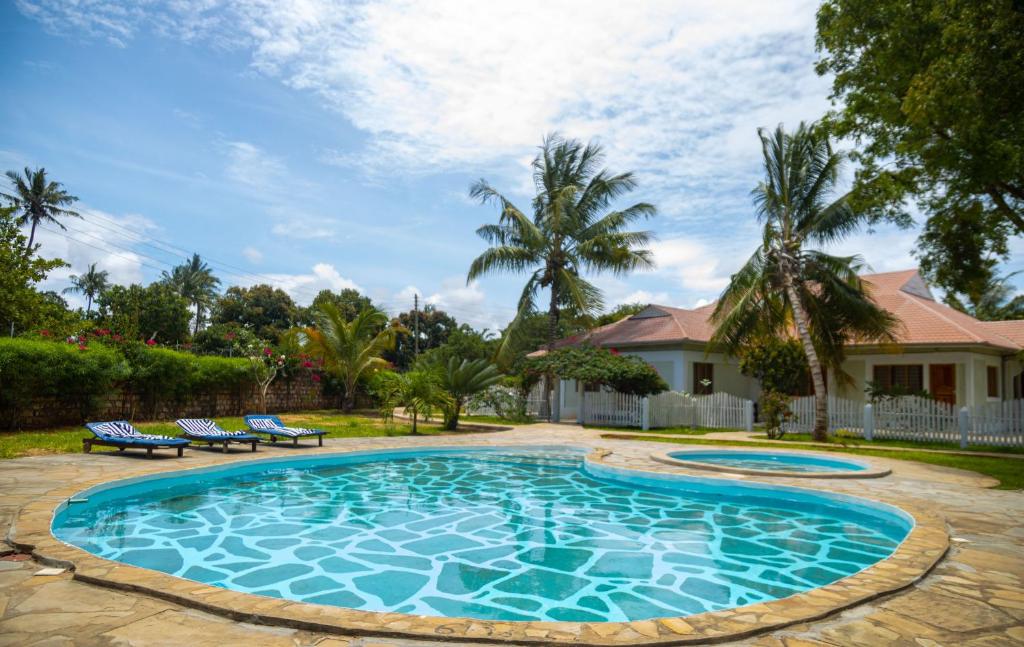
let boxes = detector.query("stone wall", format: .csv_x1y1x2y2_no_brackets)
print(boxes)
14,379,341,429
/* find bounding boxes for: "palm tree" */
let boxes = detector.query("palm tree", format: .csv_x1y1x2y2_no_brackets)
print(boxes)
1,167,80,249
946,272,1024,321
162,253,221,336
711,123,897,441
374,369,451,434
62,263,109,315
433,357,503,430
467,133,656,417
301,304,404,411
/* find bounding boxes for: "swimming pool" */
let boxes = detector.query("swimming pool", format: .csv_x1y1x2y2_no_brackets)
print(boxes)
666,450,868,473
53,447,910,622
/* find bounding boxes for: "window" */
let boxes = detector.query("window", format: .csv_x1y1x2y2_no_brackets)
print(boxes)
1014,372,1023,399
987,366,999,398
693,362,713,395
872,365,923,393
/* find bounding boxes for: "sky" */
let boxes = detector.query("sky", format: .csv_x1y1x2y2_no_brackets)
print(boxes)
3,0,1018,331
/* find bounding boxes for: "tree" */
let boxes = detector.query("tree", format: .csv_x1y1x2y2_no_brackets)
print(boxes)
0,207,69,335
372,369,451,435
162,253,221,336
430,357,503,430
468,133,657,417
302,288,376,324
419,325,497,367
1,167,80,249
97,283,192,345
815,0,1024,295
385,305,458,370
63,263,109,315
214,284,297,341
593,302,647,327
528,345,669,397
945,272,1024,322
300,304,403,411
710,123,898,441
737,338,811,396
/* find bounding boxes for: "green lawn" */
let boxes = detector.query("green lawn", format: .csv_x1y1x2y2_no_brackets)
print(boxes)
461,414,538,426
584,425,736,436
602,433,1024,490
756,432,1024,455
0,412,464,460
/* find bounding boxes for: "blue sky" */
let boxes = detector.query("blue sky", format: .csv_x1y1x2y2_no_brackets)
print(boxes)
4,1,1019,330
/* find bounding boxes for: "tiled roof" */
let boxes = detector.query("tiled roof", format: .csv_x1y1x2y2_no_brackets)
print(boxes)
549,270,1024,353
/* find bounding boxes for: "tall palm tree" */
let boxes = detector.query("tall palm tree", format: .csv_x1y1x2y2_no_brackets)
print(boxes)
1,167,80,249
62,263,110,315
162,253,221,336
301,304,405,411
711,123,897,441
467,133,657,417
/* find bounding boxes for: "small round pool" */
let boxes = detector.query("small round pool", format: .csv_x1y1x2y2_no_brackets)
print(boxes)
660,450,889,478
53,447,907,622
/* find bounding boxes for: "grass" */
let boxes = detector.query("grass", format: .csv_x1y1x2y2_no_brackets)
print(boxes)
0,411,466,460
602,433,1024,490
584,425,737,436
756,432,1024,455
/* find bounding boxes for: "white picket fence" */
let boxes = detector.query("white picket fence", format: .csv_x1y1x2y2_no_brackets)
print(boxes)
581,390,753,431
783,395,1024,447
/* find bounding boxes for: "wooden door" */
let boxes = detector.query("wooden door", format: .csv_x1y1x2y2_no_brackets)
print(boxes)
929,364,956,407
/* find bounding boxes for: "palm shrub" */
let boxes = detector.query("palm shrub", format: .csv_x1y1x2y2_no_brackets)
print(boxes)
433,358,503,430
372,369,451,434
300,304,403,411
711,123,898,441
468,133,656,418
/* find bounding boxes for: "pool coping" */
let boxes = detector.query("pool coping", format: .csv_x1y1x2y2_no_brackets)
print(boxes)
9,444,948,646
650,448,893,480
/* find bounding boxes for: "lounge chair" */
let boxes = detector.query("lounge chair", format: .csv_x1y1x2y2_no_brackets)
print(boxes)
175,419,262,453
244,414,327,446
84,421,191,458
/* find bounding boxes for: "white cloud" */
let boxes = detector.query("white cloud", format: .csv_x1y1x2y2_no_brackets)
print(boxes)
270,219,339,240
223,140,290,194
391,278,513,330
255,263,362,305
647,237,734,293
241,246,263,263
620,290,671,306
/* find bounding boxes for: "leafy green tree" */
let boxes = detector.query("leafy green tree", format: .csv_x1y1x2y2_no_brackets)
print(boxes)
162,253,221,336
945,272,1024,322
593,302,647,327
815,0,1024,294
63,262,109,316
213,284,297,341
98,282,192,344
737,338,810,396
429,358,503,430
419,325,497,367
372,369,451,434
528,345,668,397
0,207,69,335
302,288,376,324
710,123,897,441
300,304,403,411
468,133,657,417
385,305,458,370
190,322,261,356
1,167,80,250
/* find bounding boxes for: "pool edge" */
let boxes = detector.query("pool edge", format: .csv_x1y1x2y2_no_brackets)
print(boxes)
15,444,948,646
649,449,893,479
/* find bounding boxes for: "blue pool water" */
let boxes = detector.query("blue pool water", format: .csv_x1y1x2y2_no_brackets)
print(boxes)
668,451,868,473
53,447,909,622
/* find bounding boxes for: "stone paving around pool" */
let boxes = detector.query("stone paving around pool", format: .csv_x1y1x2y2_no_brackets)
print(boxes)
1,423,1022,646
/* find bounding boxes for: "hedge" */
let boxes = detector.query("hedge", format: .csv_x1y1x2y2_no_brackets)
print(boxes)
0,338,254,428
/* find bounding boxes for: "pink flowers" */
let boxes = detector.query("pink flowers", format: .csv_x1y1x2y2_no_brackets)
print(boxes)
608,348,621,356
39,329,51,337
112,333,123,342
311,373,321,383
224,332,237,341
77,344,87,351
302,360,313,368
146,339,156,346
263,347,273,357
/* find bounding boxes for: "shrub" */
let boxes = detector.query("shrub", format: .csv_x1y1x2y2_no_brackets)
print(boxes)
738,338,810,395
0,338,126,428
760,390,792,440
528,345,669,396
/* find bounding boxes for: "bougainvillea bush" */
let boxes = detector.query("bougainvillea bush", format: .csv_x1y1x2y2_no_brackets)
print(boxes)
527,345,669,396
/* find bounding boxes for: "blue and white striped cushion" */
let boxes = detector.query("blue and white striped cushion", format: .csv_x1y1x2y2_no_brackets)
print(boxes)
268,426,319,437
177,419,245,437
93,422,173,440
248,417,279,430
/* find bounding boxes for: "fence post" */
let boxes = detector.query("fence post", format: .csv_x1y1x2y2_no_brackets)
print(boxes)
958,407,970,449
551,380,561,423
863,403,874,441
744,400,754,433
576,383,585,425
641,397,650,431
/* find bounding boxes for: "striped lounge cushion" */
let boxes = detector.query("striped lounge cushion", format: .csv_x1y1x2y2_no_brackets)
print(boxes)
177,419,246,437
247,417,279,430
267,426,319,437
93,421,173,441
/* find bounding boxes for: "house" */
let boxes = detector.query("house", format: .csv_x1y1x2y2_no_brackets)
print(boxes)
546,270,1024,420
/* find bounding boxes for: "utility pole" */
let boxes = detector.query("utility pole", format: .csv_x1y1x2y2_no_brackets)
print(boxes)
413,293,419,358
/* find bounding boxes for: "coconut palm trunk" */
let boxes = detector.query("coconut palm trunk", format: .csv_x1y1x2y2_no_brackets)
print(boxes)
784,280,829,441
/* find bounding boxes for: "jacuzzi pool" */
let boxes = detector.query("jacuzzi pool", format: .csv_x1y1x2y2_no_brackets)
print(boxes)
666,450,869,474
53,446,910,622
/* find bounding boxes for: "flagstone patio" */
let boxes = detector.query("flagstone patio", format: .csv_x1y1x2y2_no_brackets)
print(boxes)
1,424,1021,646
